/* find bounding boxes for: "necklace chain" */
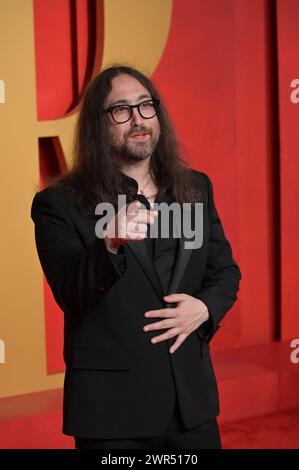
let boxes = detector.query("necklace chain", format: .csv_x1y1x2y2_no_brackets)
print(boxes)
137,172,158,200
139,172,152,195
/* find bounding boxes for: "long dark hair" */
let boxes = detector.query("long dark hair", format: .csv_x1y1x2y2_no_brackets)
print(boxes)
48,65,202,215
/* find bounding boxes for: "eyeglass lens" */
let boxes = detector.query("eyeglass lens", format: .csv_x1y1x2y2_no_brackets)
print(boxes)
112,101,157,123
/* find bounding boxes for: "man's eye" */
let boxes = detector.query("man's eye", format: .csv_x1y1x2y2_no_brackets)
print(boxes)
114,105,128,113
140,101,153,108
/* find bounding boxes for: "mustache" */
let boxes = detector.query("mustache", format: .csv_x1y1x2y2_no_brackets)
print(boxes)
126,126,152,138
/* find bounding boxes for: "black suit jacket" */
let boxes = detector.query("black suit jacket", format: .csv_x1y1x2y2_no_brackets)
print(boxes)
31,170,241,439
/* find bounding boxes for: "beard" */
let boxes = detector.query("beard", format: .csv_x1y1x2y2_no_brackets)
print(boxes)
125,139,154,160
110,125,160,161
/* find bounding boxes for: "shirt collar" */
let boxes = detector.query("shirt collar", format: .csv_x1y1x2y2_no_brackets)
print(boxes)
118,171,139,191
117,170,173,201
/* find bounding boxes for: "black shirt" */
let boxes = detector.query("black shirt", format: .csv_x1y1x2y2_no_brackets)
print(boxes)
108,173,178,294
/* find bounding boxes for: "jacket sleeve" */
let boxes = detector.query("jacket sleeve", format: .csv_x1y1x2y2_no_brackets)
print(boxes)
31,188,127,315
194,174,241,342
107,245,127,274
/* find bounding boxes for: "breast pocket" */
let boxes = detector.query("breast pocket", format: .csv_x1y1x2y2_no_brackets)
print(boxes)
70,346,136,371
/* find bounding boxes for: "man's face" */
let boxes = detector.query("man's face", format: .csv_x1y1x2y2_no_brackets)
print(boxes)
105,74,160,162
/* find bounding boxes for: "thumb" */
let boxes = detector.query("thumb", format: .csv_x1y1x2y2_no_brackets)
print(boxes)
127,200,141,214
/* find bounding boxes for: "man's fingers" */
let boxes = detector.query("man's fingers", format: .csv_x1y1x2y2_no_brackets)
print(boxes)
127,221,148,234
129,212,157,226
169,334,188,354
144,308,178,318
126,200,141,215
111,201,158,244
128,232,146,240
129,208,157,221
143,318,176,332
150,327,181,344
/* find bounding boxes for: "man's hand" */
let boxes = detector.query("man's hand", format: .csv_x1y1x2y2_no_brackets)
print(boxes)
104,200,158,253
143,293,209,354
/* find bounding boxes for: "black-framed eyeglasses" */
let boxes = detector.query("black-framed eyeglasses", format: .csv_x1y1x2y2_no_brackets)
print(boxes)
104,98,160,124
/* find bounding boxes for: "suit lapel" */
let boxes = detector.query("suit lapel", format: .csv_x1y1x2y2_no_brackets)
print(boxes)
167,207,193,295
127,240,165,300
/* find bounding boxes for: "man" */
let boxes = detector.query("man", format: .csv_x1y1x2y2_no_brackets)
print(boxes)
31,66,241,449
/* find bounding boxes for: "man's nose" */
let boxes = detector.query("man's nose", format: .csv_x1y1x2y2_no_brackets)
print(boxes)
130,107,143,126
